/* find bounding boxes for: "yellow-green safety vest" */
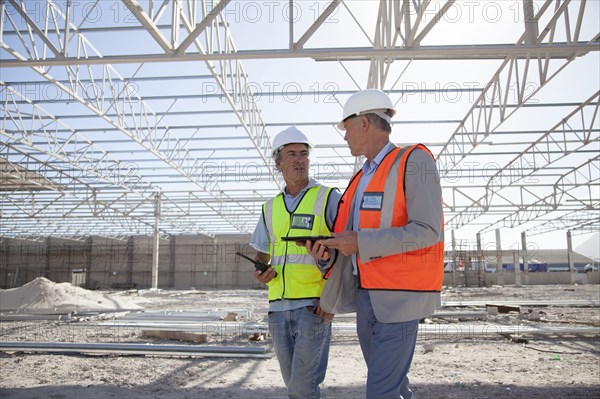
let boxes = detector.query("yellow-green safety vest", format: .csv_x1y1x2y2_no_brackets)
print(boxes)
263,185,333,302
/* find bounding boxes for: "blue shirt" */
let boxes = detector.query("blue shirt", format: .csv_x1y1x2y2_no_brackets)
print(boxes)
351,142,396,273
250,178,341,312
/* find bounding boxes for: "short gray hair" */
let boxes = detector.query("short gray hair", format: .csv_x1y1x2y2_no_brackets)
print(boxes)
273,143,311,163
273,146,284,163
364,113,392,133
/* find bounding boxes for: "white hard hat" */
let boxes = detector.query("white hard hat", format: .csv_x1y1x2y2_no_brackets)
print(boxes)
337,89,396,130
271,126,312,158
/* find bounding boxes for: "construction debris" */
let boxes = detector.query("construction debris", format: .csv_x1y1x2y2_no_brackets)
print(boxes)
422,343,435,353
222,312,239,321
249,333,266,342
487,306,499,316
527,309,543,321
501,333,529,344
485,304,521,314
0,277,142,314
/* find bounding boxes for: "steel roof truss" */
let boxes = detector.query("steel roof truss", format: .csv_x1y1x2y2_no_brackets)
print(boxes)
122,0,173,55
437,0,595,171
481,156,600,232
447,94,600,229
2,2,260,231
1,85,155,196
123,0,277,187
525,208,600,236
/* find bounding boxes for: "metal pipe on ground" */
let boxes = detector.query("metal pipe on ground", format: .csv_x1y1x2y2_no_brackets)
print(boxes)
0,342,271,358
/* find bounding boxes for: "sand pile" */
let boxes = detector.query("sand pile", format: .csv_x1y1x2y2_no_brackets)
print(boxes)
0,277,142,314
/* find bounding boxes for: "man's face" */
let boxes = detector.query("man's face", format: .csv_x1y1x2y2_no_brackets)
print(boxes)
275,143,310,183
343,116,368,156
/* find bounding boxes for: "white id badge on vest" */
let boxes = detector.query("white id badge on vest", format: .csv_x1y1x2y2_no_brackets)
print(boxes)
290,214,314,230
360,192,383,211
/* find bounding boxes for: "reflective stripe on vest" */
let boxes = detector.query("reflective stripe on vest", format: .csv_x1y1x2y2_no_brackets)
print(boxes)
263,185,332,301
333,144,444,292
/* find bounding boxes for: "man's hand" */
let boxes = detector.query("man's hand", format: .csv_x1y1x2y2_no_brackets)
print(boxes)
315,302,334,323
302,239,332,261
254,267,276,284
320,231,358,257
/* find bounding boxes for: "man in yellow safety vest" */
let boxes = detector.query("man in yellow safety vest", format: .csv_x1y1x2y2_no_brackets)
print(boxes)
250,126,340,399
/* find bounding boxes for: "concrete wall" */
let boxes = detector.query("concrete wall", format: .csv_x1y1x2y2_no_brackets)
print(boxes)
0,237,89,287
2,236,598,290
0,234,260,290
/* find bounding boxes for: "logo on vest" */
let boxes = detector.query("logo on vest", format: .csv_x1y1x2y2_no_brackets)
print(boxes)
291,214,314,230
361,192,383,210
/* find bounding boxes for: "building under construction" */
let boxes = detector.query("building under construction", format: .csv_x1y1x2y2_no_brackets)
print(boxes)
1,2,599,398
1,0,598,291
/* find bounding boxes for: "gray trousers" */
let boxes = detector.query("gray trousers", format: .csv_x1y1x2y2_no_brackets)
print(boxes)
356,288,419,399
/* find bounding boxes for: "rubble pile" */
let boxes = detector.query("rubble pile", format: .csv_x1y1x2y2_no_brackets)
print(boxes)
0,277,141,314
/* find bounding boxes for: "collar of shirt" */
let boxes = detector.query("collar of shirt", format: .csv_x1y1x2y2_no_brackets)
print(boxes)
353,141,396,223
361,141,396,176
281,178,318,200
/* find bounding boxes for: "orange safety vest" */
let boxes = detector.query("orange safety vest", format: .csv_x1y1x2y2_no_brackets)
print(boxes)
333,144,444,292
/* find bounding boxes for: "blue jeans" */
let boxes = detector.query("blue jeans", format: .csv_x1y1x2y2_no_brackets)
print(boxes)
357,288,419,399
268,306,332,399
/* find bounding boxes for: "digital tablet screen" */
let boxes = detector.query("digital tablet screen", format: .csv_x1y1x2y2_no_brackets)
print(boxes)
280,236,332,242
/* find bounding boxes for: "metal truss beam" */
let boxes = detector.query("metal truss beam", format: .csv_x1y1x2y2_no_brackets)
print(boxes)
1,156,60,191
115,0,277,191
0,213,157,239
0,161,160,239
0,0,268,233
367,0,457,89
123,0,233,55
437,0,598,173
5,0,64,58
0,342,270,358
446,91,600,229
478,156,600,232
1,189,154,219
122,0,174,55
1,0,598,239
3,0,597,67
0,86,217,238
0,185,216,239
1,84,156,196
525,209,600,236
2,42,596,68
294,0,342,50
175,0,232,54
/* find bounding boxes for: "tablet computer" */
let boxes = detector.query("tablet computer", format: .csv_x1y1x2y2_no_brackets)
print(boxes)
281,235,332,242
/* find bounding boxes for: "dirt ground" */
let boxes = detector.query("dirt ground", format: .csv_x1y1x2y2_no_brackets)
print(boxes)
1,284,599,399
